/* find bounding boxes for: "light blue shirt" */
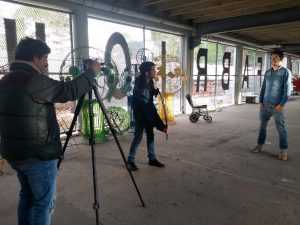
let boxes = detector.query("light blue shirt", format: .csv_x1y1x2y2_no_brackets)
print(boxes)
259,66,292,107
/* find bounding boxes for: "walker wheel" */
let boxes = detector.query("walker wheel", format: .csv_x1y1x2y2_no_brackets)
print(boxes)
206,116,212,123
189,112,199,123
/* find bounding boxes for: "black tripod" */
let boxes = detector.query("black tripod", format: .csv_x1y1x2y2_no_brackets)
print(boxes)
57,84,145,225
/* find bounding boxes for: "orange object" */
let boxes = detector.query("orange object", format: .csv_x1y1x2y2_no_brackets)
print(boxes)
158,93,175,125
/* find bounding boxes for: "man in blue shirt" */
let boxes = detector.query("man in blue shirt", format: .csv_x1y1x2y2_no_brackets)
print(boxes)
251,49,292,161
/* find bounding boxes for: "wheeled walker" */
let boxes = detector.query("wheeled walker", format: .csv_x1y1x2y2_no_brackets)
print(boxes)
186,94,212,123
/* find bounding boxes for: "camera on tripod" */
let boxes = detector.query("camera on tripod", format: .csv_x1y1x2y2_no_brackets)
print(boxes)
82,59,106,72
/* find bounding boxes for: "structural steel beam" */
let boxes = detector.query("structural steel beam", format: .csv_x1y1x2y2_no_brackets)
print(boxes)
281,44,300,53
195,6,300,36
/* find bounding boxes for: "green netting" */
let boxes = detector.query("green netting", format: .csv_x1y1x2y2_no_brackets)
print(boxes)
81,100,107,143
104,106,130,135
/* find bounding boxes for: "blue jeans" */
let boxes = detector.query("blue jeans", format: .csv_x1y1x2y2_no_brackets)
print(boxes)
128,119,156,162
257,106,288,150
10,160,57,225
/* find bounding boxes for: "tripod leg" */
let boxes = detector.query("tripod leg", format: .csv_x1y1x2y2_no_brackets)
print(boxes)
57,90,101,225
87,89,101,225
92,85,146,207
57,94,86,169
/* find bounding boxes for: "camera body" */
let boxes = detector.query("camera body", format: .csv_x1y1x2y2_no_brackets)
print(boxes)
82,59,106,71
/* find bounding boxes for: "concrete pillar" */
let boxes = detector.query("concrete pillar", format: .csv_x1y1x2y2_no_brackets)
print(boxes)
265,52,270,71
286,55,292,71
234,45,243,104
182,33,193,114
72,7,89,56
72,7,89,132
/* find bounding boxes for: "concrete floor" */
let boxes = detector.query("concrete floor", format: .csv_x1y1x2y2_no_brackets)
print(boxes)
1,96,300,225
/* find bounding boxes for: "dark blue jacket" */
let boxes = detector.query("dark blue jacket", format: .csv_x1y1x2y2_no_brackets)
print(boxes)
132,79,166,131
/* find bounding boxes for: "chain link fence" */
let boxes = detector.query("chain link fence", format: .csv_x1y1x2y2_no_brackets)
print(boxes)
0,1,76,136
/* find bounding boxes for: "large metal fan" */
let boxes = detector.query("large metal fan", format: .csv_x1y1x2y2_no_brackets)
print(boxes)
136,48,154,64
59,46,119,101
59,32,134,136
0,64,9,77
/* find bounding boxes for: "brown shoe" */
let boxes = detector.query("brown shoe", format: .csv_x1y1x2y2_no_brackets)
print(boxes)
279,151,288,161
250,145,264,153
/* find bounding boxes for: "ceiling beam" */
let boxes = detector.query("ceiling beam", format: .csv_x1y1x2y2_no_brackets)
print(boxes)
281,44,300,53
192,1,299,23
142,0,169,7
169,0,251,16
195,6,300,36
153,0,209,13
182,0,290,20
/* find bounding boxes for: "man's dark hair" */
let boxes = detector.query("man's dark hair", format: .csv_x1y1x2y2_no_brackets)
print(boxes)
14,37,51,61
271,49,284,60
135,61,155,90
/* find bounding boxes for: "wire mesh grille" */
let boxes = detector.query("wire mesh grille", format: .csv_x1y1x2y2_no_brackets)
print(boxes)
0,1,75,135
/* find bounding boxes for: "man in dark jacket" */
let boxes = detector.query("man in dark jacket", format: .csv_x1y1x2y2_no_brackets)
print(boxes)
127,61,168,171
0,37,101,225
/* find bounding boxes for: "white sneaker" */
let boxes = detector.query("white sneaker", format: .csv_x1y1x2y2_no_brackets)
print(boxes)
279,151,288,161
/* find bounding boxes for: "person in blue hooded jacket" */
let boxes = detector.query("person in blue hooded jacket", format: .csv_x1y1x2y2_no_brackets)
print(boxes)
127,61,168,171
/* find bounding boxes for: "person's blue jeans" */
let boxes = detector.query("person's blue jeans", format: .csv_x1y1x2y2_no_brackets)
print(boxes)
10,160,57,225
257,106,288,150
128,119,156,162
